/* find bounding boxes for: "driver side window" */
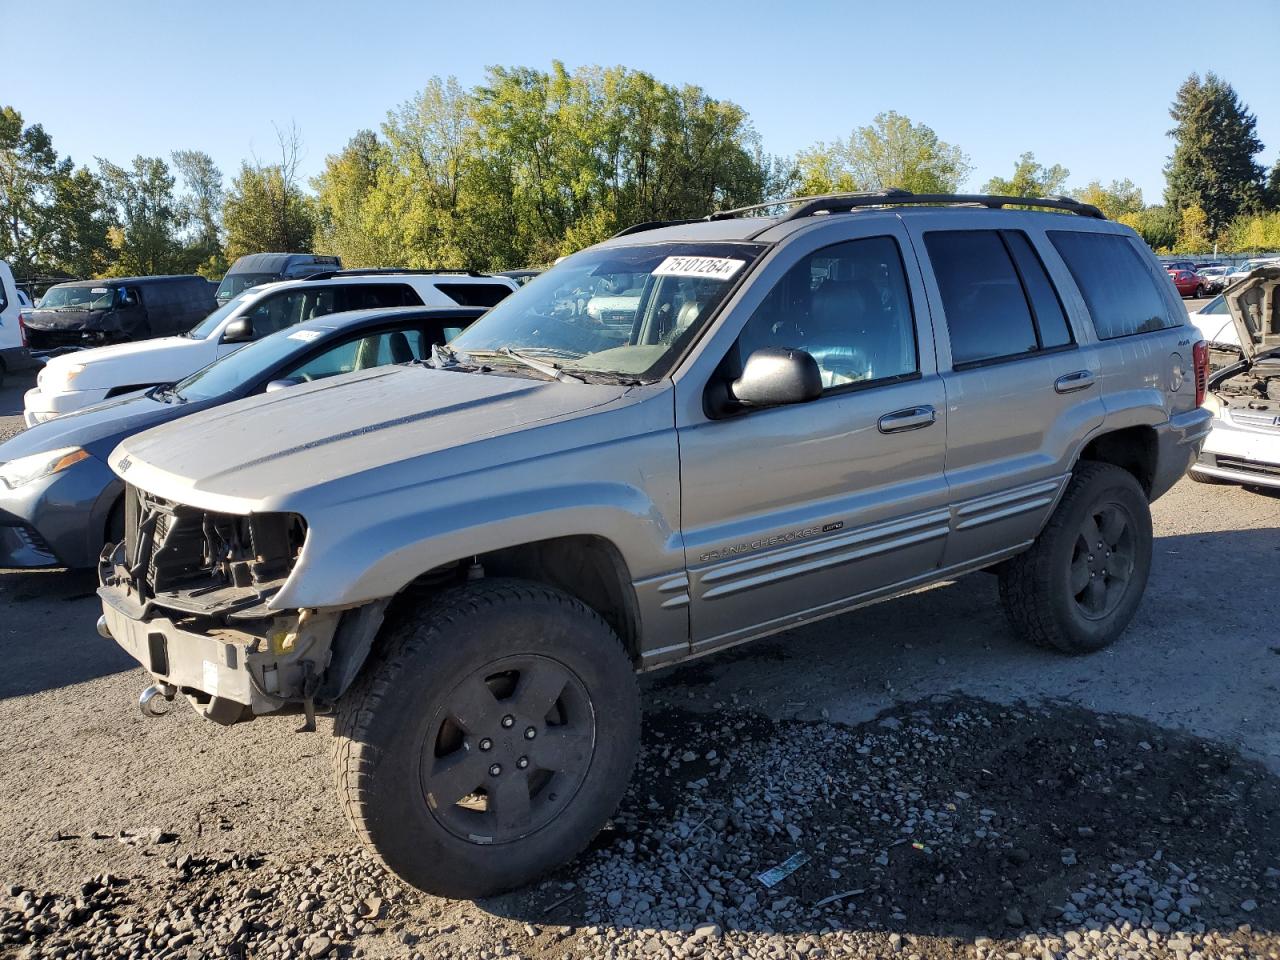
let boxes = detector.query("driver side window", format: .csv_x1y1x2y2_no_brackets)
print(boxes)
280,329,423,383
738,236,918,391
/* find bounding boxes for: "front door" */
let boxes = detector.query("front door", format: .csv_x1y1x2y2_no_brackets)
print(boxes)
676,225,950,655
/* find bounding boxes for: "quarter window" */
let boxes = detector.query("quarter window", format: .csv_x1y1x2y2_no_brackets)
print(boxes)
1049,231,1178,339
737,236,918,390
925,230,1075,368
434,283,515,307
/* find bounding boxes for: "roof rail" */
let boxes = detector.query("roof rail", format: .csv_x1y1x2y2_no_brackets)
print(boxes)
301,268,488,282
711,189,1105,228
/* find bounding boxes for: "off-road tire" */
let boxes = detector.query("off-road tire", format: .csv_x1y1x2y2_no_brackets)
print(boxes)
998,462,1152,654
332,579,640,899
1188,468,1229,485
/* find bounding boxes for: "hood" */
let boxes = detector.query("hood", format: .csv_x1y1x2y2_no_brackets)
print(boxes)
25,307,110,331
40,336,207,391
112,366,632,513
0,391,216,464
1222,266,1280,363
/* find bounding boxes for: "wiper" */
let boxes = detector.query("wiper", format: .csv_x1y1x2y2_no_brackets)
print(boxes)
499,346,585,383
149,383,186,404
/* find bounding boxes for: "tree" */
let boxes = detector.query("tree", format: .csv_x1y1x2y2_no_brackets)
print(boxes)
1071,178,1143,219
1266,159,1280,211
1116,206,1179,252
172,149,225,274
1174,203,1211,253
224,125,315,259
0,105,70,275
47,167,112,278
312,130,401,267
1163,72,1265,237
982,152,1069,197
96,155,185,276
795,112,971,196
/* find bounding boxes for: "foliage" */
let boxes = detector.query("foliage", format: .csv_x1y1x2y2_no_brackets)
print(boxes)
1116,205,1179,252
223,164,315,260
172,149,225,274
982,152,1069,197
1173,203,1211,253
96,155,187,276
794,112,971,195
1163,72,1265,238
1222,211,1280,253
1071,179,1143,219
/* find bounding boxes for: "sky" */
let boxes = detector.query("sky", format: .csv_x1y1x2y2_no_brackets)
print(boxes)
8,0,1279,205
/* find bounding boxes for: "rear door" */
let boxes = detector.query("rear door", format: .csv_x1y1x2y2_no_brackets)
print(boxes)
676,218,950,654
905,215,1107,567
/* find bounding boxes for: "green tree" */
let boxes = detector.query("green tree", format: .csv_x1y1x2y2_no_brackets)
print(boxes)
982,152,1070,197
312,130,401,267
1265,158,1280,210
47,167,112,278
795,112,971,195
0,105,70,275
1173,203,1212,252
172,149,225,275
96,155,186,276
1163,72,1265,237
224,123,316,260
1071,178,1143,219
1116,205,1179,252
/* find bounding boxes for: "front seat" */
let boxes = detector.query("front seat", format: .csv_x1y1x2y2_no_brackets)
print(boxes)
805,280,871,387
388,331,414,364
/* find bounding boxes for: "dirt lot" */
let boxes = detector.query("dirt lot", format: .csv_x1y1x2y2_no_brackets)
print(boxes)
1,301,1277,959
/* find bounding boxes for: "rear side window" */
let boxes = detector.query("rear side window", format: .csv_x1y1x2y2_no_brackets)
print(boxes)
1049,231,1177,339
925,230,1074,368
434,283,514,308
341,284,423,310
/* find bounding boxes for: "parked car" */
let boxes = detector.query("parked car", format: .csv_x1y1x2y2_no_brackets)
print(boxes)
96,191,1210,899
1225,257,1280,284
1195,265,1232,295
1190,266,1280,490
497,269,543,286
1162,259,1198,273
1166,267,1205,299
23,270,516,425
215,253,342,304
0,305,483,569
0,260,36,388
23,275,216,353
1187,294,1238,348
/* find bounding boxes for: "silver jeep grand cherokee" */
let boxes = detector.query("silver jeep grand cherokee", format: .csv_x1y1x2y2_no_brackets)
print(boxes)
96,191,1212,898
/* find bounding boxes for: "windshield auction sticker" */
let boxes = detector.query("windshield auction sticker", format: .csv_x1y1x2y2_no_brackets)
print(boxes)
652,256,745,281
287,330,323,342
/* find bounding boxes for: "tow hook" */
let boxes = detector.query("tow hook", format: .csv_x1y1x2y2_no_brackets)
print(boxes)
95,615,112,640
139,683,177,717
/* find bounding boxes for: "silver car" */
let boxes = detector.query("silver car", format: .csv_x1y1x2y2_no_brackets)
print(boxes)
95,191,1212,898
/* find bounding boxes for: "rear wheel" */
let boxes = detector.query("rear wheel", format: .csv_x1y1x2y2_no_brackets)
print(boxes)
1195,284,1206,298
333,579,640,899
999,462,1152,654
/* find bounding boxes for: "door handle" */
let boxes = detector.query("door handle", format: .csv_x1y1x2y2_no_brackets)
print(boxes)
1054,370,1095,393
878,405,936,434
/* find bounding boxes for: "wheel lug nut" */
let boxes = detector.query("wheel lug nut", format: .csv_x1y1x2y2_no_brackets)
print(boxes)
479,738,492,751
489,764,502,777
524,726,537,740
1088,554,1094,562
517,756,529,769
501,715,515,728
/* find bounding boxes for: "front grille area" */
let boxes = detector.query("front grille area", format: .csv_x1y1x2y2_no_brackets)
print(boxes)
1215,456,1280,479
24,327,97,351
121,484,306,617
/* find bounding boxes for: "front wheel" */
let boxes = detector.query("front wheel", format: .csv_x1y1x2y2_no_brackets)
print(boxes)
333,580,640,899
1195,284,1206,298
999,462,1153,654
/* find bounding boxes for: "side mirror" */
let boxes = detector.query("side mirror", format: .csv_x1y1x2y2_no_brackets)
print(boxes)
265,377,304,393
731,347,823,407
222,317,253,343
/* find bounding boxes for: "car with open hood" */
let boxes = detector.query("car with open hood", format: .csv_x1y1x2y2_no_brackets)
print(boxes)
1190,265,1280,489
0,305,481,569
22,270,516,425
94,190,1210,899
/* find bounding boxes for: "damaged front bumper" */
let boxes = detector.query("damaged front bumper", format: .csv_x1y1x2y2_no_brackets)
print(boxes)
96,487,386,725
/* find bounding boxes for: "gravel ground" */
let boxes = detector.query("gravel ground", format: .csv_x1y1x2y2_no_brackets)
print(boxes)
2,296,1277,960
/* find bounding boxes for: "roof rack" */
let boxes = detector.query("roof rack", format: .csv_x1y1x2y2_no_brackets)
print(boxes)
711,189,1106,228
302,268,488,282
611,219,701,239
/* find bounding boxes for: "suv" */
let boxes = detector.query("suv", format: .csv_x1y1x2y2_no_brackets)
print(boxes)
214,253,343,304
96,191,1212,899
23,270,517,424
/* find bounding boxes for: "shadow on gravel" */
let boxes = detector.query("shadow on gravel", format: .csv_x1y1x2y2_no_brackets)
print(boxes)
0,568,136,699
487,696,1278,951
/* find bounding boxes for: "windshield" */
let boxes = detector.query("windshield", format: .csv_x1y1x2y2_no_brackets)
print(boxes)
1200,295,1229,315
38,285,114,310
187,290,258,339
448,242,766,381
176,323,325,400
216,272,278,303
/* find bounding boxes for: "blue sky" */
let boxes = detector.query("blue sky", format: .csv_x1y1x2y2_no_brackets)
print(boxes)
9,0,1278,204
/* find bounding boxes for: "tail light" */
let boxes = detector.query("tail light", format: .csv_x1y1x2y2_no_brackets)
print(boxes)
18,314,27,348
1193,340,1209,406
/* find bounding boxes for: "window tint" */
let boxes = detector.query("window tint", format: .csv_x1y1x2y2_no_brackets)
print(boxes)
341,284,422,310
1049,231,1177,339
282,329,424,382
247,288,338,337
925,231,1040,366
435,283,515,308
1003,232,1072,348
738,236,917,390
